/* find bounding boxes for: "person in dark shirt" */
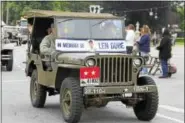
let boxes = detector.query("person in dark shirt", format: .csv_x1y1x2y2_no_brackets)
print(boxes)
156,28,172,78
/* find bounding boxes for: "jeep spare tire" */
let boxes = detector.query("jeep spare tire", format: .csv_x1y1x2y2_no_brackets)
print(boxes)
60,77,83,123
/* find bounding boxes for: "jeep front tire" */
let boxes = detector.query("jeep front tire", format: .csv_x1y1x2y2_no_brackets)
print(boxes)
133,76,158,121
60,77,83,123
30,69,47,108
6,51,13,71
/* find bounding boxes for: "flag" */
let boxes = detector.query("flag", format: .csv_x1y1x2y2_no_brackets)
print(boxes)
80,67,100,86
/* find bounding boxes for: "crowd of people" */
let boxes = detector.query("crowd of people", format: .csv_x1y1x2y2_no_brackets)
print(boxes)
125,24,173,78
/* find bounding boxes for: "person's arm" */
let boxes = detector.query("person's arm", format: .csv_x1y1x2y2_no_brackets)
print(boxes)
40,36,53,55
137,35,147,45
156,38,166,50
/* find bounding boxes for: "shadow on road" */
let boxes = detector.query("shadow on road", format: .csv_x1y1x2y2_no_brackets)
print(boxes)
42,102,142,123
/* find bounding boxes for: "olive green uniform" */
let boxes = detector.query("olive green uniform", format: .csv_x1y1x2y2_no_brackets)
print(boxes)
40,33,56,57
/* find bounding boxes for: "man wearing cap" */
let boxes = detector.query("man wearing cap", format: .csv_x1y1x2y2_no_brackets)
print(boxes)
40,23,58,71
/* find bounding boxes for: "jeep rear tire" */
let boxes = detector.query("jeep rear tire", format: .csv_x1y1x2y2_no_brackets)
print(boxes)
133,76,158,121
60,77,83,123
6,51,13,71
30,69,47,108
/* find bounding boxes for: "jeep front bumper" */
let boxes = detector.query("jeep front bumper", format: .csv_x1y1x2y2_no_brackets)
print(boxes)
83,85,157,95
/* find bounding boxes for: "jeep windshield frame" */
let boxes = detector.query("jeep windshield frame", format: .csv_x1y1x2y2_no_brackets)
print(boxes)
56,18,126,40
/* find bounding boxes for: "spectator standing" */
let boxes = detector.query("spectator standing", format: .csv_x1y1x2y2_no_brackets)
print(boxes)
137,25,151,74
156,28,172,78
125,24,136,54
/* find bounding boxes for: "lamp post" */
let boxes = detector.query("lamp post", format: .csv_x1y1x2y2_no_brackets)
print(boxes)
149,8,153,17
6,3,9,25
154,12,158,20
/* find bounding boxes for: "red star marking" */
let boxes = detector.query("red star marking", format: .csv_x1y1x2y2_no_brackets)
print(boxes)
84,71,88,76
91,70,95,75
80,67,100,79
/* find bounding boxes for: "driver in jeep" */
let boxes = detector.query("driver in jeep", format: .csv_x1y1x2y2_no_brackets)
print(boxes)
40,23,58,71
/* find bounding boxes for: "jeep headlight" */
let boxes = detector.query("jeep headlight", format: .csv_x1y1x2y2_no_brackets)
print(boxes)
85,59,96,67
133,58,142,67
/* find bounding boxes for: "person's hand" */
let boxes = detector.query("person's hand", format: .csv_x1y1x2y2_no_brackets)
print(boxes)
134,41,137,45
135,40,139,44
51,51,59,59
156,47,159,50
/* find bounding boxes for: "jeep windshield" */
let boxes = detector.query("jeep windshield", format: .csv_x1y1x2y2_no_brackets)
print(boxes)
56,18,125,40
20,20,28,27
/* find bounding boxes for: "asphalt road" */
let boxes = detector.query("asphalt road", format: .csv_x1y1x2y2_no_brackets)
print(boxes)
2,44,184,123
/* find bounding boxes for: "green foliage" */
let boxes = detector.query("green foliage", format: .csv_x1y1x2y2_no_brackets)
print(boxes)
176,38,184,42
2,1,98,25
175,4,184,31
176,38,184,46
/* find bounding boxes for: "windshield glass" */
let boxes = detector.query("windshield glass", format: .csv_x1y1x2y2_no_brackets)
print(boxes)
20,20,28,27
56,18,125,40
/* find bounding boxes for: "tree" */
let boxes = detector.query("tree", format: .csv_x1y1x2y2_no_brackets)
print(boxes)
176,6,184,30
2,1,99,25
171,1,184,31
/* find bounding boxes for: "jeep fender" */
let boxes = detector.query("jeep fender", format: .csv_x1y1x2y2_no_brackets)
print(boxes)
26,61,36,76
55,64,82,90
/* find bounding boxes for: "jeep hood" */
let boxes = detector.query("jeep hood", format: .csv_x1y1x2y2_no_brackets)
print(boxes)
1,43,14,50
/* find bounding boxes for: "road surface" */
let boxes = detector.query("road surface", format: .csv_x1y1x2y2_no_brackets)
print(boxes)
2,44,184,123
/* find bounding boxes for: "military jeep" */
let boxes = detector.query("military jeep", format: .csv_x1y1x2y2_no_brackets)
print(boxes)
1,24,14,71
24,10,158,123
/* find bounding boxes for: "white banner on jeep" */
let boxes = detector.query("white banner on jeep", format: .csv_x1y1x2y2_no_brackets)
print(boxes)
55,39,127,52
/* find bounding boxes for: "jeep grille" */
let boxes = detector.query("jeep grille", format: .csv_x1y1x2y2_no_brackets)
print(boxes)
20,28,29,35
96,56,133,86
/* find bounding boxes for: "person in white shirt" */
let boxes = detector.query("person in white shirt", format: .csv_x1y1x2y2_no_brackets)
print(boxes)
125,24,136,54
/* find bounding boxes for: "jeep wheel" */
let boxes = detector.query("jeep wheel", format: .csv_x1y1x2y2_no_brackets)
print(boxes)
30,69,47,108
60,77,83,123
6,51,13,71
133,76,158,121
22,40,27,44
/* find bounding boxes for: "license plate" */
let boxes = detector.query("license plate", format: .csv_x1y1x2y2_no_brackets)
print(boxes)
84,88,106,94
122,93,132,97
134,86,149,92
124,93,132,97
80,78,100,86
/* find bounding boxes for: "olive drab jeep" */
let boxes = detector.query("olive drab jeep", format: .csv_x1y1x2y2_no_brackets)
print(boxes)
24,10,158,123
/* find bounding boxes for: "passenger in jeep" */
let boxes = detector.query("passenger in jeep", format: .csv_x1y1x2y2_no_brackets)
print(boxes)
40,23,58,71
40,23,56,57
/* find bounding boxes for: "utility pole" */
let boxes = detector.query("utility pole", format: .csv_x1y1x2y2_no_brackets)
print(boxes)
6,3,9,25
1,2,3,22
